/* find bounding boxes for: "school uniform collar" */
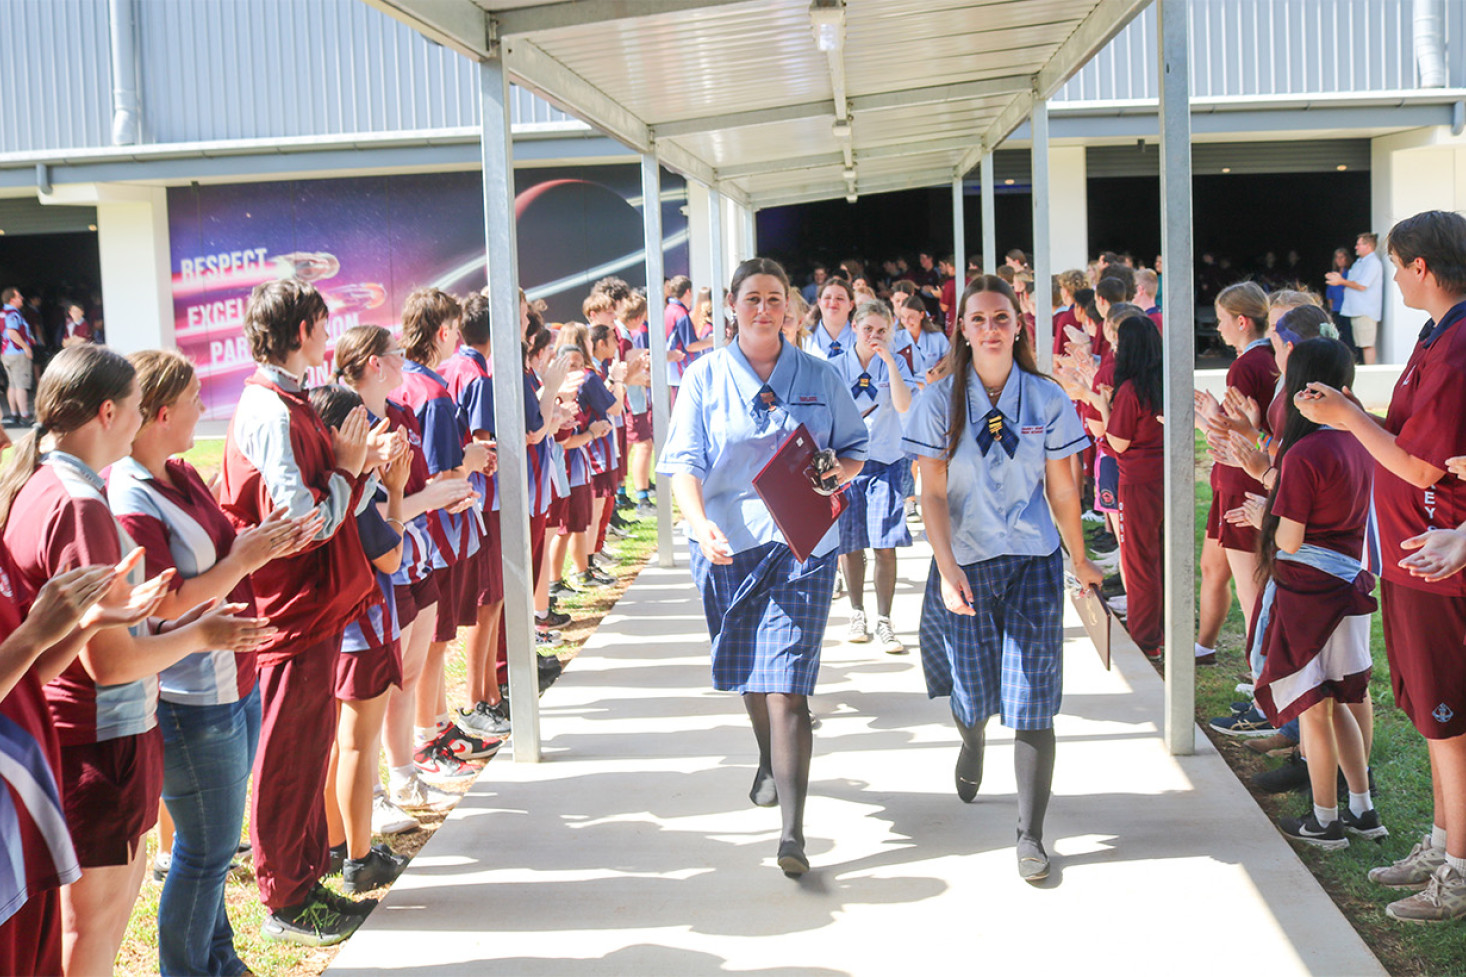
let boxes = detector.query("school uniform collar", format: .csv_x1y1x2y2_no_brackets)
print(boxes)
815,320,855,355
965,364,1023,422
258,363,304,392
1242,337,1272,355
403,359,449,387
727,335,798,408
1418,299,1466,348
457,345,491,372
41,450,105,491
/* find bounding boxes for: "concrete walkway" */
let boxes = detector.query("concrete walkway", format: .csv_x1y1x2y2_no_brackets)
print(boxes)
328,540,1385,977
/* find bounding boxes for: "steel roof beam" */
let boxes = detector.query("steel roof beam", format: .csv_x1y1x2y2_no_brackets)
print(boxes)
649,74,1030,139
492,0,752,36
361,0,491,60
956,0,1151,176
748,166,954,208
715,133,987,181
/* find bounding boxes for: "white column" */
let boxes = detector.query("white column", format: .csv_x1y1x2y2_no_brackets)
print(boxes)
709,187,726,348
743,205,758,259
479,52,540,761
980,153,996,275
40,183,171,354
1158,0,1197,756
641,153,675,569
951,177,966,295
1031,101,1053,372
1048,146,1088,273
687,181,712,304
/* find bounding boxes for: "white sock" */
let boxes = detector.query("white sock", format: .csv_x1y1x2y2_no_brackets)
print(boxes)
1314,804,1338,826
389,764,416,789
1194,643,1214,658
1348,791,1373,817
1432,825,1449,851
1447,853,1466,876
535,609,548,620
414,724,440,745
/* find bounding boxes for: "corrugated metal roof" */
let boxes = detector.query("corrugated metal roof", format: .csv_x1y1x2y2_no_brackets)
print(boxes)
364,0,1153,207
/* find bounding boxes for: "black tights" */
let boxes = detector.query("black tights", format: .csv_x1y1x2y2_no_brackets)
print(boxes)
840,548,897,618
744,692,812,846
954,715,1056,843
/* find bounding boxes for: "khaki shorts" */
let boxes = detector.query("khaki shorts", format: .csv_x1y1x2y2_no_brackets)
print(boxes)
1351,315,1378,349
2,353,33,391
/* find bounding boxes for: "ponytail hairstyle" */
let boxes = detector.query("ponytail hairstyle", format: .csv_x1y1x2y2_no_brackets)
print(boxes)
1215,281,1269,342
1111,315,1164,415
1256,337,1355,581
943,275,1041,460
0,344,136,528
332,324,394,387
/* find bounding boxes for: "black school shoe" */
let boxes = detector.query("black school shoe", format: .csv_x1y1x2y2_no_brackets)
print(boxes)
261,887,369,947
342,844,410,894
1278,812,1349,850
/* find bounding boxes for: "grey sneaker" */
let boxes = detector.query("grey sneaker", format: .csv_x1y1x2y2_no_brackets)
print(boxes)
456,700,512,738
874,617,905,655
847,609,870,644
1369,834,1447,891
1386,864,1466,923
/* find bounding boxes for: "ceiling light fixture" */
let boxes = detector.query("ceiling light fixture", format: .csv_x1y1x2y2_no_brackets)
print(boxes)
845,192,858,204
809,1,845,53
1003,178,1015,185
1336,164,1348,171
832,118,852,140
1221,167,1231,173
843,166,857,180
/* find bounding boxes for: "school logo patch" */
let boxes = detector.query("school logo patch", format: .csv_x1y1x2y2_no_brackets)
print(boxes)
1434,702,1455,724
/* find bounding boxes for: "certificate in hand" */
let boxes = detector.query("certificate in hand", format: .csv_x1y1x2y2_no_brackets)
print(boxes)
1069,584,1113,670
752,424,847,564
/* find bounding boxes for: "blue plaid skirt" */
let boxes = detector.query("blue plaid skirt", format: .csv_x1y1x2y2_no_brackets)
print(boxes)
689,540,838,694
838,459,913,553
918,549,1064,730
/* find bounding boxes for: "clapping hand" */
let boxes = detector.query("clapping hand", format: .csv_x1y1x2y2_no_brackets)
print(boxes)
25,565,119,648
331,406,371,476
1399,529,1466,582
81,549,174,630
1224,491,1269,530
232,507,322,571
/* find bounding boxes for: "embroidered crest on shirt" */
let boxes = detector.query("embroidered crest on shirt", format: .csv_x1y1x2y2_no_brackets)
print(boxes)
1435,702,1455,724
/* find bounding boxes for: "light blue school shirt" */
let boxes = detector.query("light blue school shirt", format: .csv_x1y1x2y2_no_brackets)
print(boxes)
828,345,916,465
891,328,951,378
902,366,1089,565
802,320,856,360
658,336,869,558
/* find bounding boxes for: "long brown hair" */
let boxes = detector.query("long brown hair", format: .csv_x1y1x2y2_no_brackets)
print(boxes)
0,344,136,528
333,324,394,386
944,275,1041,460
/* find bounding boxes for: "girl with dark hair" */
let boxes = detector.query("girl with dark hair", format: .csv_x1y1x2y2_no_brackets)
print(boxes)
659,257,868,878
1,345,270,968
1224,338,1380,850
902,275,1101,882
1302,209,1466,921
1102,315,1166,658
802,277,857,359
892,290,951,382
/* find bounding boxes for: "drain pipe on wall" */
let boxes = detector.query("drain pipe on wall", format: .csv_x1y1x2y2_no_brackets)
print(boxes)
1414,0,1448,88
109,0,141,145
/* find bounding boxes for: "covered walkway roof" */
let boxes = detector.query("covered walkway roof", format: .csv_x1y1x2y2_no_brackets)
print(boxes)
363,0,1151,208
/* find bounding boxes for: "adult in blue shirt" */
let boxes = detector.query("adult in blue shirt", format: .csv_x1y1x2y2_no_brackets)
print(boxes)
903,275,1103,883
659,257,868,879
828,300,915,652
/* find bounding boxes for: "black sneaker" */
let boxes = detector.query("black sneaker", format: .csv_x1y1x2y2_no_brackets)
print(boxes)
1209,706,1276,737
1100,573,1125,599
539,608,571,628
328,842,346,877
549,579,578,599
312,882,377,917
1337,766,1380,800
636,501,657,517
342,844,410,894
1252,753,1310,794
615,494,635,511
1089,530,1119,555
262,891,363,946
580,568,615,587
1278,812,1349,850
1339,806,1390,840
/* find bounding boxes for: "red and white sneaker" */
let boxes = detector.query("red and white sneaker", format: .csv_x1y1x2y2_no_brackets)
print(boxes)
412,734,479,782
437,726,503,762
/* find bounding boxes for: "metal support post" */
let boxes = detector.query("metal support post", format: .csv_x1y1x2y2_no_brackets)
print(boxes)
743,205,758,260
641,152,675,568
1031,100,1053,372
479,52,539,761
980,152,996,275
952,177,966,301
709,187,726,348
1159,0,1197,755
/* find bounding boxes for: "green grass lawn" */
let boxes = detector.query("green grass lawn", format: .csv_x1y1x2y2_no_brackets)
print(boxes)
1182,432,1464,976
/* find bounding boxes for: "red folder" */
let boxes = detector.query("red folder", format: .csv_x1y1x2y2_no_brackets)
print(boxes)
752,423,847,563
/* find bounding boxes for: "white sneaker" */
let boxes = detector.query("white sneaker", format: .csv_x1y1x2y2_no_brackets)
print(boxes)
1081,509,1105,524
371,791,421,835
1106,595,1128,616
874,617,905,655
390,774,459,813
1090,547,1121,570
847,609,871,643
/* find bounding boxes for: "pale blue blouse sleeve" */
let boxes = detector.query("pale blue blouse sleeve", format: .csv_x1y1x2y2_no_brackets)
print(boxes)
901,377,952,459
1041,377,1090,459
656,358,711,479
823,361,870,460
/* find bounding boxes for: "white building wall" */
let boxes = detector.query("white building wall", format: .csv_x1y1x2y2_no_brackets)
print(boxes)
1049,146,1089,274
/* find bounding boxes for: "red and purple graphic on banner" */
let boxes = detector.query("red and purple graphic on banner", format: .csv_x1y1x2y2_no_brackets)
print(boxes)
168,168,687,420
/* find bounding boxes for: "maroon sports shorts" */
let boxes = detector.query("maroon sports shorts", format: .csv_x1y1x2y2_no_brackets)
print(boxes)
552,483,593,535
333,640,403,701
1380,580,1466,739
477,509,505,606
60,728,163,867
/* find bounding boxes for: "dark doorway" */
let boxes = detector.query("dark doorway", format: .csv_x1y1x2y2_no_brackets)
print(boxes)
0,231,103,346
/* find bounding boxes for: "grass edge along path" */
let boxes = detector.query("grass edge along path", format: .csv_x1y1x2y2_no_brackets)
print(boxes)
115,455,662,977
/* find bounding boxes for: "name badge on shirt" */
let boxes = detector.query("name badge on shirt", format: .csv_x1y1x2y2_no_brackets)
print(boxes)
1022,425,1044,435
798,395,821,404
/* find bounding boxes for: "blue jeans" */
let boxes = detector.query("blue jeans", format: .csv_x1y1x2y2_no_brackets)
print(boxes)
156,686,261,977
